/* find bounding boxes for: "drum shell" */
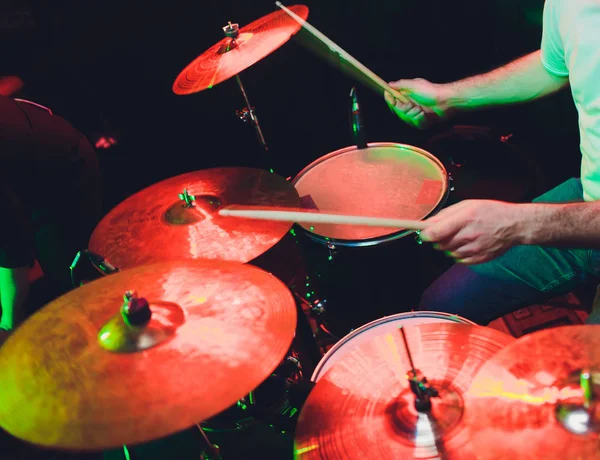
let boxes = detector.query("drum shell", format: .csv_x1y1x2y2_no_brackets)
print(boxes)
289,143,450,335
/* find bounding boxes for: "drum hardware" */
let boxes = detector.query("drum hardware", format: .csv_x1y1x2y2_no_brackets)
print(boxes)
349,86,367,150
178,188,196,207
69,249,120,287
201,347,306,434
292,288,338,351
197,423,223,460
399,325,439,412
234,73,267,152
200,288,320,435
221,20,268,151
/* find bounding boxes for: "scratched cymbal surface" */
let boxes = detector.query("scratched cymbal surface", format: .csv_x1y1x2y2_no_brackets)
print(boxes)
294,323,514,459
88,167,300,270
0,259,297,450
173,5,309,94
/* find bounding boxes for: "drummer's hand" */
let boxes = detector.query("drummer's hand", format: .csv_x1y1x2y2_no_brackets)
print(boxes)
384,78,453,130
419,200,526,265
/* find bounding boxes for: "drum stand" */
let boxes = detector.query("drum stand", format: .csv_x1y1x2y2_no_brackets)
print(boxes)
196,423,223,459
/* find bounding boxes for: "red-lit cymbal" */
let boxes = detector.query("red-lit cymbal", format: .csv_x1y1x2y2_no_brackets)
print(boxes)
294,323,515,459
173,5,309,94
88,167,300,270
464,325,600,460
0,259,297,450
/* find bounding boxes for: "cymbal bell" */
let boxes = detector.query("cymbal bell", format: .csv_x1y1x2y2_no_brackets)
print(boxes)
464,325,600,460
294,323,515,459
88,167,300,270
173,5,309,94
0,259,297,450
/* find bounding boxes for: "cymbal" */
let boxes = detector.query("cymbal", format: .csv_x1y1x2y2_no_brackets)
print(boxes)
0,259,297,450
88,167,300,270
294,323,515,459
173,5,309,94
463,325,600,460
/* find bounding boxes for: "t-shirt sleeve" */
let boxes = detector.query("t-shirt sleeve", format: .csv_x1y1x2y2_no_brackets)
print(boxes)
540,0,569,76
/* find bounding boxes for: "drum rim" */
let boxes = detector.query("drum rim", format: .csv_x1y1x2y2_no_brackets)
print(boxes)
291,142,450,247
310,311,474,381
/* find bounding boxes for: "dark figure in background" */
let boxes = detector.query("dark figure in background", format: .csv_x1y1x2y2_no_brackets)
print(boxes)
385,0,600,324
0,95,102,344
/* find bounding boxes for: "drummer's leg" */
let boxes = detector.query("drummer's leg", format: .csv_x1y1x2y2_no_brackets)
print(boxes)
418,178,598,325
417,245,593,324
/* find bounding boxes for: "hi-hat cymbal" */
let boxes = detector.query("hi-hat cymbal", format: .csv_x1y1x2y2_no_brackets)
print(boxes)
294,323,514,459
464,325,600,460
0,259,297,450
173,5,309,95
88,167,299,270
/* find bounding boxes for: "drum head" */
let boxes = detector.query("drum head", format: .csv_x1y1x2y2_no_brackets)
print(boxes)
292,143,448,245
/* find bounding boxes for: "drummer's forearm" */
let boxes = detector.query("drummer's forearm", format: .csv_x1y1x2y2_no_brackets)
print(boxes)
443,51,568,110
517,201,600,248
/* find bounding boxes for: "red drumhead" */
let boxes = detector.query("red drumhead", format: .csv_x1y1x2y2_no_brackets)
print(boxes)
292,143,448,242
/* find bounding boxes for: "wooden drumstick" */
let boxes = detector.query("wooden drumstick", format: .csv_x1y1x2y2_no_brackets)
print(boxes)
218,205,429,230
275,1,410,104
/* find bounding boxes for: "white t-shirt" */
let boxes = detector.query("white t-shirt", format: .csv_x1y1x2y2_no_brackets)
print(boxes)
541,0,600,201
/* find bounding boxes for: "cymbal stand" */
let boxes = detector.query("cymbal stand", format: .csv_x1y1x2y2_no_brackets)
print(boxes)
399,326,439,412
222,22,269,154
235,74,268,152
196,423,223,459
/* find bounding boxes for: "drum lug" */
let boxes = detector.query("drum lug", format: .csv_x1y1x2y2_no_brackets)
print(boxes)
448,173,455,192
310,298,327,315
326,242,336,259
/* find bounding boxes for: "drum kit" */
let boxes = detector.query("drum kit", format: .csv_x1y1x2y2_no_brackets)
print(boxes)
1,3,599,460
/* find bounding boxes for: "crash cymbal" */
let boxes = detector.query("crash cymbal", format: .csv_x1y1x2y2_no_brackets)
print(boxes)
173,5,309,94
294,323,514,459
88,167,300,270
0,259,297,450
463,325,600,460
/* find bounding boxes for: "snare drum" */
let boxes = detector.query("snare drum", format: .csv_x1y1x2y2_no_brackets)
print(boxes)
311,311,475,382
291,143,450,336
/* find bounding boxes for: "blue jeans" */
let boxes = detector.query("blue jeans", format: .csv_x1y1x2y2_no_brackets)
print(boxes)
418,178,600,325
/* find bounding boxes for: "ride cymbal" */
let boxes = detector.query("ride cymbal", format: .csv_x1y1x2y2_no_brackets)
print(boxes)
88,167,299,270
173,5,309,94
0,259,297,450
294,323,514,459
464,325,600,460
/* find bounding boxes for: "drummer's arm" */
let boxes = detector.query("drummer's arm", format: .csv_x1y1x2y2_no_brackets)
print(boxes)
517,200,600,248
444,50,568,111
